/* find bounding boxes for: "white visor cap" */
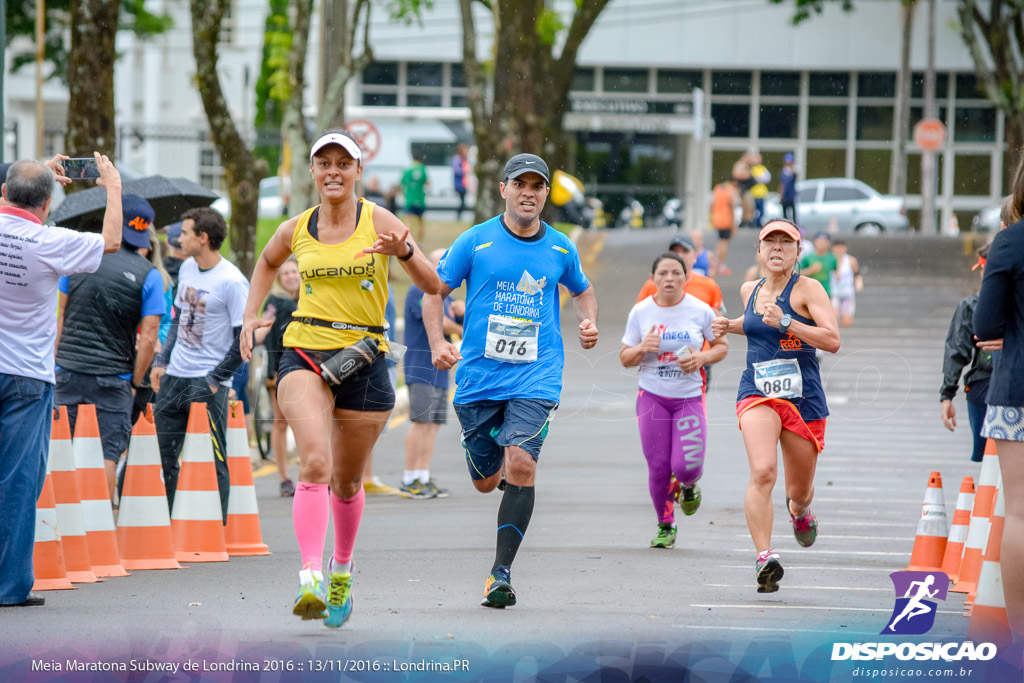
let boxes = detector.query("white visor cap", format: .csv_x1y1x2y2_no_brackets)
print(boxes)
309,133,362,163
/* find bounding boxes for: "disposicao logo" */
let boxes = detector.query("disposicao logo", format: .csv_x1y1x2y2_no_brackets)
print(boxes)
830,571,997,663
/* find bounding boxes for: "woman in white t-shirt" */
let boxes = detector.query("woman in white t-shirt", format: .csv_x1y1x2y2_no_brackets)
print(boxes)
620,252,729,549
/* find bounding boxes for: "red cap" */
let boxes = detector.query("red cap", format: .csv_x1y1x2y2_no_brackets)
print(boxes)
759,220,801,242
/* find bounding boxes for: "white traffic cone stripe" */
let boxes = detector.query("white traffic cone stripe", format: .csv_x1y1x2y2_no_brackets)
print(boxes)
73,438,104,469
50,448,76,471
915,504,948,537
34,508,59,543
118,496,173,527
922,487,944,505
180,433,214,463
226,486,259,515
965,518,991,549
81,499,116,532
949,524,969,544
974,563,1005,608
54,503,87,537
171,491,223,520
978,453,999,486
126,435,161,466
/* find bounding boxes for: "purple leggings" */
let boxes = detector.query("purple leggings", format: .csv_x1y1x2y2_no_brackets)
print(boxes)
636,389,707,524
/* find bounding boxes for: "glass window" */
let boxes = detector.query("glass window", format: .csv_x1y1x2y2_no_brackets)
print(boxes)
407,63,443,88
854,149,891,193
911,72,949,99
823,185,869,202
604,68,648,93
956,73,984,99
908,107,948,139
711,149,743,185
954,154,992,195
809,72,848,97
906,153,944,194
407,93,443,108
711,71,751,95
450,63,466,88
573,67,596,92
761,71,800,96
362,62,398,86
362,92,397,106
759,105,799,139
657,69,701,94
954,107,996,142
807,105,848,140
797,186,817,203
806,148,847,179
451,94,469,109
856,106,893,141
857,72,896,98
711,103,750,137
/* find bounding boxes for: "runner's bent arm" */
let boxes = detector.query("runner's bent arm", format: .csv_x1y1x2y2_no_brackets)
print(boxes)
241,219,295,361
782,278,841,353
424,285,461,370
133,315,161,388
94,153,123,254
364,208,441,295
713,280,756,338
573,284,599,349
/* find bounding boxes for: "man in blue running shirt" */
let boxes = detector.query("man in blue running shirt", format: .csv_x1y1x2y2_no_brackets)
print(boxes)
424,153,599,608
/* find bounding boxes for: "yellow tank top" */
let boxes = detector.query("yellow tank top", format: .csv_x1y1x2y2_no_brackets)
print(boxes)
283,200,390,351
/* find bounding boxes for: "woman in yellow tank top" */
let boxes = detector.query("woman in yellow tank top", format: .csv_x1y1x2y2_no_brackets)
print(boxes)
240,130,440,628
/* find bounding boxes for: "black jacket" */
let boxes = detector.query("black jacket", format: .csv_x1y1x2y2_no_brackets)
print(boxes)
941,293,993,404
974,220,1024,406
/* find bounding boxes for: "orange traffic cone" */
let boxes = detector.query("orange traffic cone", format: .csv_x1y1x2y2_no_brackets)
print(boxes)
31,464,74,591
73,404,128,578
170,403,229,563
953,441,999,595
116,410,183,570
968,476,1011,646
940,476,974,581
49,406,99,584
225,400,270,556
905,471,948,572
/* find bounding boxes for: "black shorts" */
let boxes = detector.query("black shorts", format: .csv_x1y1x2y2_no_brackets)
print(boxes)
716,226,734,240
453,399,558,480
277,348,395,413
55,369,132,464
406,204,426,217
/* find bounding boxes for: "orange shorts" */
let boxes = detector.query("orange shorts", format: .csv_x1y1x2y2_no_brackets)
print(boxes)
736,396,826,452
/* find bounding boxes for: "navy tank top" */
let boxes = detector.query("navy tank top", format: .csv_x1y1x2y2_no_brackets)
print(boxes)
736,273,829,420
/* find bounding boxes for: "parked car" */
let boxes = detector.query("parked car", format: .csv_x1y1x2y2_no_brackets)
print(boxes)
972,202,1003,233
764,178,909,234
211,176,286,220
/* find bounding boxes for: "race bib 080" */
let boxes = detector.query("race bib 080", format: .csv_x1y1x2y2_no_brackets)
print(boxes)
484,314,539,364
753,358,803,399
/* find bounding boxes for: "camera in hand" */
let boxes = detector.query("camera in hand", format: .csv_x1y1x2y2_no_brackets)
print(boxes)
320,337,380,385
64,158,100,180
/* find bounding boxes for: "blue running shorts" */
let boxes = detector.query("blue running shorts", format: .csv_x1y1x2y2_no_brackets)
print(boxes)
454,399,558,480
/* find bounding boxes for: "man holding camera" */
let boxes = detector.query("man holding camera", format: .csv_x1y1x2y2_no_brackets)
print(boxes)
0,154,122,608
151,207,249,523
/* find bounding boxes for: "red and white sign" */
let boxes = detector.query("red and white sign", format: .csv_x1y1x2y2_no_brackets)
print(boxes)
914,118,946,151
344,119,382,163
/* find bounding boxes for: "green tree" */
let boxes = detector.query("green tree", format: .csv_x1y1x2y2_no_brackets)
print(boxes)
253,0,290,171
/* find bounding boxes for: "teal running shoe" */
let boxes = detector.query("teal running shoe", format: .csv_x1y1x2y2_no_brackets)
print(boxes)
680,484,701,516
324,559,354,628
481,565,516,608
292,568,327,620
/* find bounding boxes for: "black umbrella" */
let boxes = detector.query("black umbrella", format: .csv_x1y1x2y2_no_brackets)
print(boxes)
50,175,220,230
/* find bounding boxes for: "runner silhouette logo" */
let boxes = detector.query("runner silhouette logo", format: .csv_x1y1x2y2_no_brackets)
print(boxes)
883,571,948,635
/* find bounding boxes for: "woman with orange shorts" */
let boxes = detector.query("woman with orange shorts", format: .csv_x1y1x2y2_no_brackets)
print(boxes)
711,219,839,593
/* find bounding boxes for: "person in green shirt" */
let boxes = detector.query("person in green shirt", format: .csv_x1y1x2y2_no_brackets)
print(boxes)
799,233,838,297
401,153,429,242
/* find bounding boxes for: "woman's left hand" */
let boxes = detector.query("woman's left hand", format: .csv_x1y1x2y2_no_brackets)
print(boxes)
975,336,1003,352
364,225,413,257
761,303,783,329
676,347,704,374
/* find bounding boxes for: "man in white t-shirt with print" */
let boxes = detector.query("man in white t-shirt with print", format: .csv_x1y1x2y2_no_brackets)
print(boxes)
0,155,123,608
151,207,249,524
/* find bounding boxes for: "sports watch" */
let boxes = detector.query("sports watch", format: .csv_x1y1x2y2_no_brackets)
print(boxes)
778,314,793,334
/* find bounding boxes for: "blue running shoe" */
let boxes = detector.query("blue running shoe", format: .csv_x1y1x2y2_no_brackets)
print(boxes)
324,559,354,628
292,568,326,620
481,565,516,608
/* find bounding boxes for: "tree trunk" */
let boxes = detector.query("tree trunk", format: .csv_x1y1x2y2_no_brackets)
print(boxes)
191,0,268,276
65,0,118,194
890,1,914,198
284,0,314,216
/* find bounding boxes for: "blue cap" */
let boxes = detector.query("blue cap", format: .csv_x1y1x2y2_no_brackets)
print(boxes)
784,153,794,163
165,221,183,249
121,194,155,249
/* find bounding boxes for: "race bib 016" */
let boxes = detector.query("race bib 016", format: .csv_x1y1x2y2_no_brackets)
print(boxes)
484,314,539,364
753,358,803,399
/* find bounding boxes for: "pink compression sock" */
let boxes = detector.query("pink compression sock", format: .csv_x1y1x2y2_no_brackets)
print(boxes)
330,488,365,566
292,482,329,571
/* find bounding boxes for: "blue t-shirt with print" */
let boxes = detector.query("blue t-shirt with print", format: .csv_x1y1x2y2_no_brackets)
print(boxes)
437,216,590,404
404,285,456,389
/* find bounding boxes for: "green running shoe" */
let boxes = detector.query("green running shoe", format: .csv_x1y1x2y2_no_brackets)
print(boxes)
292,568,327,620
680,484,701,516
650,522,677,549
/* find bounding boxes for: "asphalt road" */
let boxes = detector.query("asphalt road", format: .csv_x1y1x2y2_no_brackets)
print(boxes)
1,228,1018,682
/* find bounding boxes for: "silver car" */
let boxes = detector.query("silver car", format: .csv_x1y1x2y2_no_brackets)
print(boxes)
766,178,909,234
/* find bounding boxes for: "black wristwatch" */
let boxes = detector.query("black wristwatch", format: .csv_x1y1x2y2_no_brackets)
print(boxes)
778,314,793,334
398,240,415,261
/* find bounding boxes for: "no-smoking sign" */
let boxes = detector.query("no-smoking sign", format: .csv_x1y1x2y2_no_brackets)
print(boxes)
344,119,381,163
